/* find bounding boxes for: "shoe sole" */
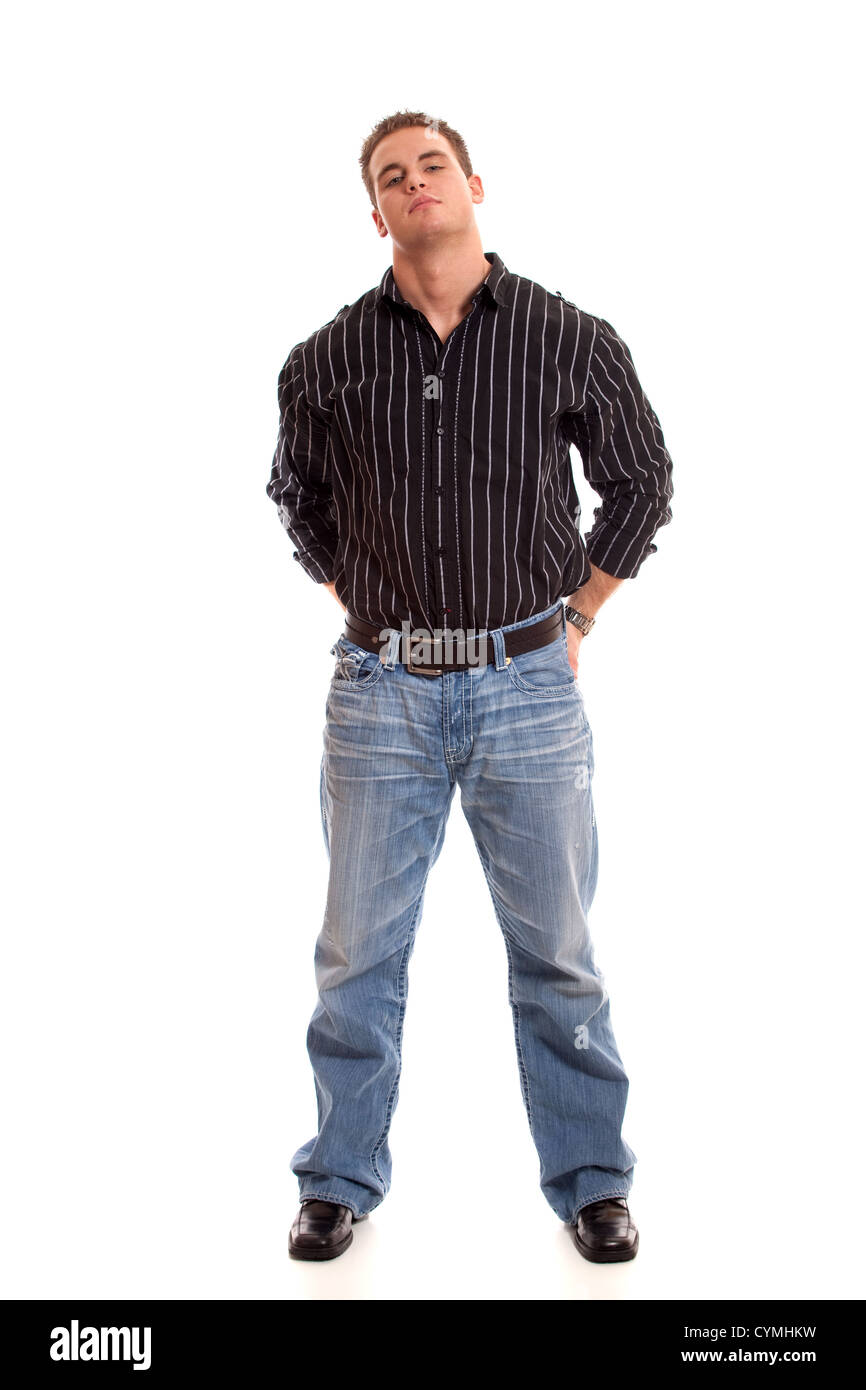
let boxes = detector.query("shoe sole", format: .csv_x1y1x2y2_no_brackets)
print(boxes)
289,1228,354,1261
572,1228,639,1263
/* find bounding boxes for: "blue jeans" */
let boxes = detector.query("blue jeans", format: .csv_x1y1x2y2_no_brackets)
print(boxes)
291,599,636,1225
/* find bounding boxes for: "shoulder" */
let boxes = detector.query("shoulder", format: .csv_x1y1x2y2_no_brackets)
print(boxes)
506,269,616,346
278,296,360,383
284,301,347,355
539,291,634,367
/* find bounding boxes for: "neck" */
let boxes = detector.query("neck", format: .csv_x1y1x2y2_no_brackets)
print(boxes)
391,235,491,319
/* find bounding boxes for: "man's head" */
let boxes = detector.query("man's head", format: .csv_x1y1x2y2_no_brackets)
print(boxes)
359,110,484,248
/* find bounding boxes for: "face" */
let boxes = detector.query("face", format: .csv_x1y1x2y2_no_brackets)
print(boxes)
369,126,484,246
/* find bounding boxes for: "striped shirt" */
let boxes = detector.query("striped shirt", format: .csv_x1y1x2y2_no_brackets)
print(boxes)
266,250,673,633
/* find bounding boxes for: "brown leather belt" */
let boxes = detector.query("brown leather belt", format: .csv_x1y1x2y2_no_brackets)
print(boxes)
341,606,565,676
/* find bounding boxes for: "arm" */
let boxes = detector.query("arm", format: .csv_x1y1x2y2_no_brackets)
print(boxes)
562,559,624,675
266,341,339,583
320,579,346,612
560,316,673,672
565,559,624,622
562,315,673,585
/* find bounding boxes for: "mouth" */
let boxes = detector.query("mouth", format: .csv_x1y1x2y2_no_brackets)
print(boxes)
410,197,440,214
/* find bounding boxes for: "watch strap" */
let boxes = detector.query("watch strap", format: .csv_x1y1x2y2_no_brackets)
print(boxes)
564,604,595,635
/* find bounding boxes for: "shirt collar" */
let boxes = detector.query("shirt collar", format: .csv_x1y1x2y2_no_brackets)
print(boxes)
373,251,512,312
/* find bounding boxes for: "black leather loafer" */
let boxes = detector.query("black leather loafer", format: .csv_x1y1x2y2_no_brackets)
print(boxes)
289,1199,356,1261
571,1197,639,1263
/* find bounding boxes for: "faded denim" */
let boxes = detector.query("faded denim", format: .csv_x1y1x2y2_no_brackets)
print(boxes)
291,599,636,1225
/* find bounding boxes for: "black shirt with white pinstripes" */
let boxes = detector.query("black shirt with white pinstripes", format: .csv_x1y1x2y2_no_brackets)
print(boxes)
266,251,673,634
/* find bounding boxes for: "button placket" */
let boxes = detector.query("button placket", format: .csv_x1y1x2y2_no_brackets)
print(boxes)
427,305,478,634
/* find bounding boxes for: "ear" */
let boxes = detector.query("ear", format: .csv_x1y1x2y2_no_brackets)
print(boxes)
467,173,485,205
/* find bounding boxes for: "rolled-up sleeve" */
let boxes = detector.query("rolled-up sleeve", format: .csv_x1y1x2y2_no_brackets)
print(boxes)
562,316,673,579
266,341,339,584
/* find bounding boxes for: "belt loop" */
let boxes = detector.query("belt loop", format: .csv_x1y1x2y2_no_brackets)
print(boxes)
491,627,507,671
382,629,401,669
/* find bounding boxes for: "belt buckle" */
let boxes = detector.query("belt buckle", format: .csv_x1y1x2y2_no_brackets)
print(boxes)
406,660,444,677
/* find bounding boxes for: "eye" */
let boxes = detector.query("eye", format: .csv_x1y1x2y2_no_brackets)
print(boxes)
386,164,443,188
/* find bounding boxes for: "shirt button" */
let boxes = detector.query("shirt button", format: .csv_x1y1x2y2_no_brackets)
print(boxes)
436,547,446,556
434,485,444,495
436,426,445,435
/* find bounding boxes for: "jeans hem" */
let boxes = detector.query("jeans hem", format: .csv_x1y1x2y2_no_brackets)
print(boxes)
297,1187,380,1220
567,1189,632,1225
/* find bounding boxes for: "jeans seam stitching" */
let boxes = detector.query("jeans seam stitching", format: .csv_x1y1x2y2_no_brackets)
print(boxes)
471,848,536,1139
369,923,415,1187
368,801,450,1186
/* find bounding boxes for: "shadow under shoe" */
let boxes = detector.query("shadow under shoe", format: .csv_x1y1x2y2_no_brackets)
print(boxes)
571,1197,639,1263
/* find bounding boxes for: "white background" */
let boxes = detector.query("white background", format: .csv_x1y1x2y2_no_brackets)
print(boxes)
2,0,863,1302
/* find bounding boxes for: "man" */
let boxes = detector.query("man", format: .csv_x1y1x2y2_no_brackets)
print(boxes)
267,111,673,1264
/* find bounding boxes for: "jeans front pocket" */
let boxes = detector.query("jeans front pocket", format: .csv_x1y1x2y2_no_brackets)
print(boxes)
330,636,385,691
506,630,576,696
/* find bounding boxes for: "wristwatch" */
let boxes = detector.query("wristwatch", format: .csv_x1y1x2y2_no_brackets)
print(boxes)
564,604,595,636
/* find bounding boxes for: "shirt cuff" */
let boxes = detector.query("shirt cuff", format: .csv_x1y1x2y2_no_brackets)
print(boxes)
584,524,658,579
292,543,337,584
